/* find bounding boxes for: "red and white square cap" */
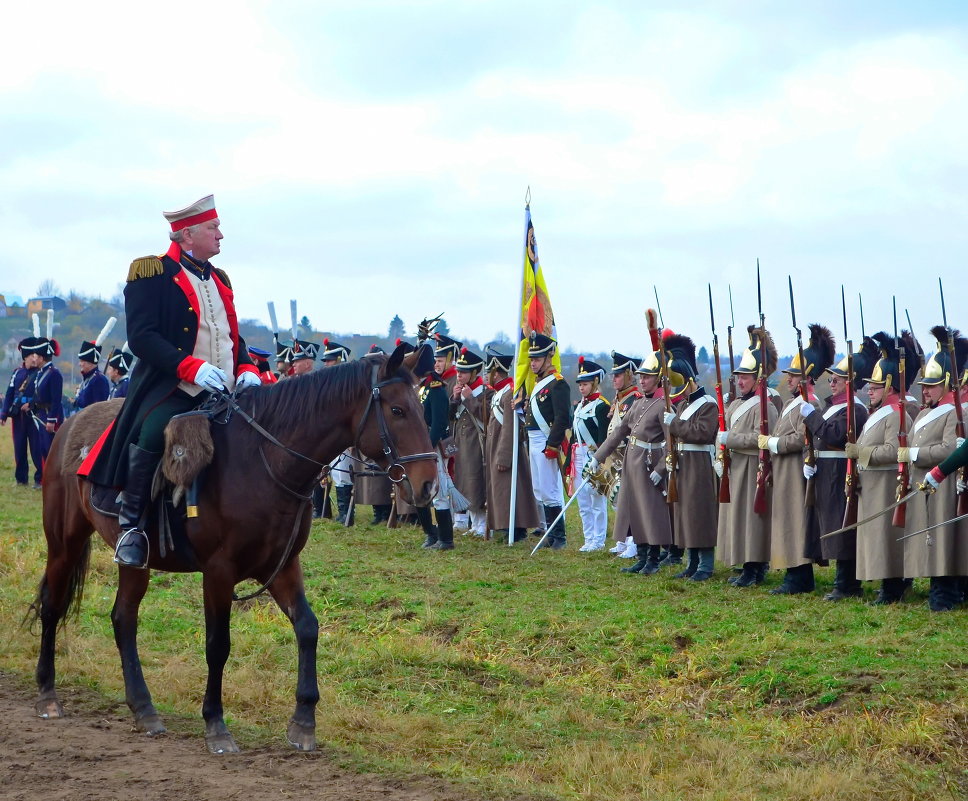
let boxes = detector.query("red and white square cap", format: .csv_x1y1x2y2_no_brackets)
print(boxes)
163,195,218,231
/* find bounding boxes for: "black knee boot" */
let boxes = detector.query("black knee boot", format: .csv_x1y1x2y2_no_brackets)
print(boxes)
114,444,161,569
732,561,762,588
873,576,909,605
312,484,325,519
429,509,455,550
675,548,700,579
824,559,863,601
372,504,391,524
416,506,438,548
659,545,684,567
929,576,960,611
335,485,355,525
621,543,650,573
543,505,566,550
771,563,815,595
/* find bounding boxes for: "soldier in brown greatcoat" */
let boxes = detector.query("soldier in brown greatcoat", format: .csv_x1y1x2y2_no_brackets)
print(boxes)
851,332,917,604
355,345,394,524
903,326,968,612
662,335,719,581
799,336,876,600
484,350,541,541
764,324,835,595
450,347,488,536
588,348,676,575
605,352,643,556
717,327,778,588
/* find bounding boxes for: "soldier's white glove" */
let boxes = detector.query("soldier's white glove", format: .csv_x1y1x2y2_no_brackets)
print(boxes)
922,469,942,490
663,411,676,426
803,463,818,480
717,430,729,447
713,458,724,478
581,456,600,479
957,478,967,494
193,361,227,392
235,371,261,391
649,470,662,487
799,401,815,418
957,437,966,449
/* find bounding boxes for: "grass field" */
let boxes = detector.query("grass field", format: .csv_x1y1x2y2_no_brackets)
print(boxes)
1,429,967,800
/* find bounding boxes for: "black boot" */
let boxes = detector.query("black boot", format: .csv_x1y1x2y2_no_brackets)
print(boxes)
771,563,815,595
513,527,528,542
872,576,909,605
675,548,700,579
929,576,960,611
335,485,355,525
639,544,662,575
114,444,160,569
690,548,715,581
372,504,391,524
416,506,438,548
429,509,455,550
659,545,684,567
543,505,566,550
731,562,761,588
824,559,863,601
621,543,650,573
312,484,325,519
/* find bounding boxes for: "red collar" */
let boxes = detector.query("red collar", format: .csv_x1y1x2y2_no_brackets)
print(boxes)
581,392,601,403
491,376,513,391
440,366,457,380
467,376,484,390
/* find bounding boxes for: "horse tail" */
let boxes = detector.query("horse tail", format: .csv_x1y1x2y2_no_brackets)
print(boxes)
24,538,92,630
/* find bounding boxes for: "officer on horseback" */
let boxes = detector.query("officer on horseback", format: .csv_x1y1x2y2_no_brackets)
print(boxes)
83,195,261,569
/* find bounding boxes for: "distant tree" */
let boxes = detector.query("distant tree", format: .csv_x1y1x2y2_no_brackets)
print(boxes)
66,290,84,313
300,315,311,330
388,315,405,340
435,318,450,338
697,346,710,364
36,279,60,298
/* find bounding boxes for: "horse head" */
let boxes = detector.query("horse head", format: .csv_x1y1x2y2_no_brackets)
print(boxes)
353,344,437,506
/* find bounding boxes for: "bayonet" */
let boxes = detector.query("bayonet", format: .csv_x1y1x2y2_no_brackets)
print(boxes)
726,284,736,400
653,286,665,329
841,284,858,529
290,299,298,343
859,293,866,339
893,295,911,527
709,284,730,503
789,275,816,504
939,277,968,514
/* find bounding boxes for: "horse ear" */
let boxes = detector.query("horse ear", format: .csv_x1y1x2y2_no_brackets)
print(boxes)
386,343,407,377
400,342,434,378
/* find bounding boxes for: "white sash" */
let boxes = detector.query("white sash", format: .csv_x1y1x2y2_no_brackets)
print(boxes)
490,385,510,426
913,403,953,433
681,393,716,421
729,396,759,429
823,398,866,421
863,404,895,432
529,373,558,436
574,397,604,447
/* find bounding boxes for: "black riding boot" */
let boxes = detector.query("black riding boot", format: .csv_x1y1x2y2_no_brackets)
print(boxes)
430,509,455,550
114,444,161,569
731,561,762,588
312,484,325,519
690,547,715,581
674,548,700,579
621,543,650,573
543,505,566,550
372,504,391,524
929,576,960,611
416,506,438,548
872,576,909,605
824,559,863,601
771,563,815,595
335,485,355,525
659,545,684,567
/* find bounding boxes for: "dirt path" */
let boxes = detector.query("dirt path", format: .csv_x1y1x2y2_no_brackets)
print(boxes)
0,671,498,801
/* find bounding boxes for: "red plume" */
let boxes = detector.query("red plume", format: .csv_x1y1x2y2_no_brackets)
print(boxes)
461,346,468,355
395,338,402,346
661,327,675,343
578,355,585,365
646,309,660,349
52,340,61,357
323,337,330,345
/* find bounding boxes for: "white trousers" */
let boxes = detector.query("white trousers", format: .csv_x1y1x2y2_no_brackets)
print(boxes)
330,449,354,487
574,444,608,547
528,429,564,510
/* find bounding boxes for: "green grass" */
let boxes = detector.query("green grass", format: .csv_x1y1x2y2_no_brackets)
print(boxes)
1,431,967,800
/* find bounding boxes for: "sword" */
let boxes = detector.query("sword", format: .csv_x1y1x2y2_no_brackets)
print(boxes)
820,489,920,539
896,506,968,542
530,475,590,555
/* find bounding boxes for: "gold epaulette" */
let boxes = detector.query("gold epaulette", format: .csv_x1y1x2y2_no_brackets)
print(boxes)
601,397,611,406
213,267,232,289
126,256,164,282
429,379,443,388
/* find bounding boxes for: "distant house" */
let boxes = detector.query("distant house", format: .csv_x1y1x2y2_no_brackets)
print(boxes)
26,296,67,316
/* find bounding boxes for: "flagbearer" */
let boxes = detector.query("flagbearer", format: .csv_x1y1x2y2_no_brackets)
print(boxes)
570,357,610,551
663,335,719,581
484,349,541,542
852,332,916,604
717,327,778,587
904,327,968,612
800,336,876,600
73,317,116,413
766,324,835,594
525,333,571,549
106,344,134,399
450,347,488,536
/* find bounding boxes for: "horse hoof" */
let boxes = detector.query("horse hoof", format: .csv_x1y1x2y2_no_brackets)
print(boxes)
35,696,64,719
137,714,167,736
206,733,240,754
286,720,316,752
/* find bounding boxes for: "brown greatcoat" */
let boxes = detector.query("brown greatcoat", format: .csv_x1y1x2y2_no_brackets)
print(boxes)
903,402,968,577
717,392,778,566
485,382,541,531
768,396,812,570
450,383,487,509
668,389,718,548
595,392,671,546
855,403,911,581
353,448,393,506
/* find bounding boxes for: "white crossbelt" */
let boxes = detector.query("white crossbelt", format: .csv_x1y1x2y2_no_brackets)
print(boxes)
630,436,664,451
816,450,847,459
677,443,716,454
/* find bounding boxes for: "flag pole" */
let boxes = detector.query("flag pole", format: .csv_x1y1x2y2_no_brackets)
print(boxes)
508,190,532,546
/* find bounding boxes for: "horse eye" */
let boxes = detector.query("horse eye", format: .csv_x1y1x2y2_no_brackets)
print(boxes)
391,406,405,417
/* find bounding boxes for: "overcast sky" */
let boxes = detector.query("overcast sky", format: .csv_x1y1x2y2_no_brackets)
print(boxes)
2,1,966,359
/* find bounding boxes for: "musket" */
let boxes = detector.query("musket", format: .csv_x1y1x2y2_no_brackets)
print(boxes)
647,305,678,504
709,284,730,503
842,286,859,529
892,296,910,528
752,260,771,516
726,285,737,401
859,293,866,339
789,276,816,506
939,278,968,515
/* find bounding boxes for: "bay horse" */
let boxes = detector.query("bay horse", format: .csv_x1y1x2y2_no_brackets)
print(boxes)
30,345,437,753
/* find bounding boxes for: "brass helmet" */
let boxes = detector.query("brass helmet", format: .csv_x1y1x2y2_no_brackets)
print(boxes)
664,334,697,400
919,326,968,388
868,331,919,392
782,324,835,380
734,326,778,376
828,335,879,390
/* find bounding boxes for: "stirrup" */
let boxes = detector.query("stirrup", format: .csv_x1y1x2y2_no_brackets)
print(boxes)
114,528,150,569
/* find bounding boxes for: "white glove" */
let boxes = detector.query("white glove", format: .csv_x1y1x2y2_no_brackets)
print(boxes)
235,371,261,391
957,437,966,449
650,470,662,487
923,471,941,490
713,459,724,478
767,436,780,455
663,411,676,426
193,361,227,392
957,478,967,494
803,463,817,480
717,430,729,447
799,401,815,418
581,456,600,479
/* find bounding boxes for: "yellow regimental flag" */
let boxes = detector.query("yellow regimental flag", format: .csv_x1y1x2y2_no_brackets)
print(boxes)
514,205,561,394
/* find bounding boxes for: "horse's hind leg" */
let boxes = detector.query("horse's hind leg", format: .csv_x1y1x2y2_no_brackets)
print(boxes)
201,569,239,754
35,485,94,719
268,557,319,751
111,568,166,735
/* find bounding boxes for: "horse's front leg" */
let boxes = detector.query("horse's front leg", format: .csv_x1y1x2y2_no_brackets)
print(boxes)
201,568,238,754
268,556,319,751
111,566,166,735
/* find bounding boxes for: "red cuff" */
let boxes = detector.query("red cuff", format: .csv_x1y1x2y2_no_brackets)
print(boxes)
236,364,259,378
543,447,559,460
929,466,946,483
176,356,205,383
